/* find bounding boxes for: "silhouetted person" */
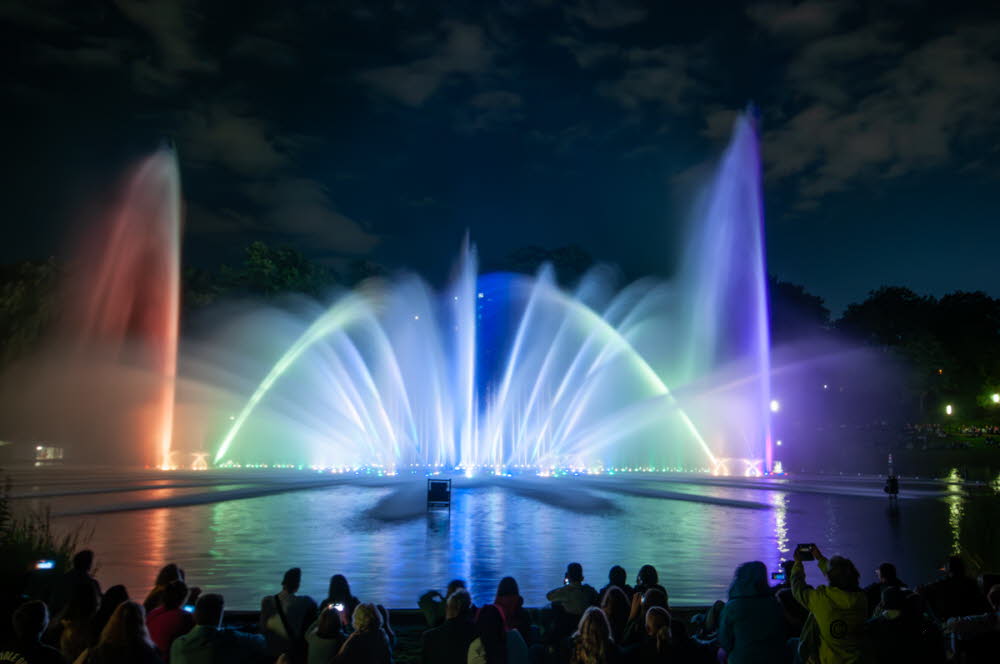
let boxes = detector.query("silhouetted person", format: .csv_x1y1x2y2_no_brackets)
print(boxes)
866,587,944,664
91,584,128,645
919,556,989,621
46,581,99,662
791,544,868,664
547,563,599,624
637,606,671,664
260,567,318,663
717,561,787,664
600,586,629,645
305,605,347,664
144,565,199,613
50,551,101,617
418,579,466,627
599,567,633,600
771,560,796,595
75,600,161,664
494,577,531,642
622,589,668,647
568,606,620,664
633,566,666,598
332,603,392,664
468,604,529,664
1,600,66,664
321,575,360,629
146,580,194,659
170,593,266,664
420,589,475,664
864,562,907,616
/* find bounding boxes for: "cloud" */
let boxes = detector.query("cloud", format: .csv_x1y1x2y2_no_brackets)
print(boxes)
759,18,1000,206
457,90,525,132
248,178,379,254
597,47,692,112
114,0,218,91
359,20,493,106
565,0,647,29
747,0,847,38
180,106,290,175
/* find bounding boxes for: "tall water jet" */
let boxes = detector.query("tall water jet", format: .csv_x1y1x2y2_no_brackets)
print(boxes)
675,112,772,471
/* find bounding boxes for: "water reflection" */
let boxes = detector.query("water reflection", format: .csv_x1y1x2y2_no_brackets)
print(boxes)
52,478,974,609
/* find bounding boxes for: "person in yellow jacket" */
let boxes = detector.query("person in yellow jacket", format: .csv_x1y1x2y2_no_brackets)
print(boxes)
791,544,869,664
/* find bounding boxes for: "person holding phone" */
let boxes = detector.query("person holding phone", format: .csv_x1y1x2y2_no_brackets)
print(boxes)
716,561,786,664
791,544,869,664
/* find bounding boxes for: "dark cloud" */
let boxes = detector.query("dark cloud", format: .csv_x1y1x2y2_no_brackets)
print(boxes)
359,20,494,106
565,0,647,30
179,106,291,176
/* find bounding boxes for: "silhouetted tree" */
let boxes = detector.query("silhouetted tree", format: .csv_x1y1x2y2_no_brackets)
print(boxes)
767,276,830,343
0,259,60,368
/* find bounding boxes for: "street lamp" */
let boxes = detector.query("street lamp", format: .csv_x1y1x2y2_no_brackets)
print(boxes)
992,393,1000,404
945,404,953,416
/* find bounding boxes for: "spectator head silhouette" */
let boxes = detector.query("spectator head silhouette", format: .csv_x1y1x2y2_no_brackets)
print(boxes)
637,565,659,588
876,562,899,584
826,556,861,591
194,594,225,627
282,567,301,593
99,600,150,645
565,562,584,584
446,588,471,620
72,550,95,573
573,606,613,660
12,600,49,641
163,580,189,610
496,576,520,598
352,603,382,633
154,564,183,587
327,574,352,602
945,555,966,578
642,588,668,610
728,561,770,599
608,565,627,588
446,579,466,597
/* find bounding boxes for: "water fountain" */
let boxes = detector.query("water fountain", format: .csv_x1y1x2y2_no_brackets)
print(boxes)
1,113,772,474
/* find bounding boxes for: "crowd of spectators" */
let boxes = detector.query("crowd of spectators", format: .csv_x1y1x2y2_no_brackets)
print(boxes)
2,548,998,663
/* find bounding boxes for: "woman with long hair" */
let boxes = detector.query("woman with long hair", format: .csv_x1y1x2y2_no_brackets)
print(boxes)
639,607,672,663
494,576,531,642
74,600,161,664
322,574,360,627
717,561,786,664
570,606,619,664
468,604,530,664
143,564,184,612
333,603,391,664
600,586,629,645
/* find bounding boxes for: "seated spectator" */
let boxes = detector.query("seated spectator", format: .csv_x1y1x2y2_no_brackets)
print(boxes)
260,567,318,662
943,583,1000,636
321,575,360,628
420,588,475,664
569,606,620,664
305,605,346,664
46,581,99,662
494,577,531,642
144,565,185,613
91,585,128,644
75,600,161,664
791,544,868,664
170,593,266,664
418,579,466,627
633,566,666,598
622,589,668,647
468,604,529,664
600,586,629,644
864,562,907,616
547,563,600,618
146,580,195,659
866,587,943,664
919,556,989,621
637,606,671,664
332,603,392,664
1,600,66,664
690,600,724,644
50,551,102,617
599,567,634,600
717,561,786,664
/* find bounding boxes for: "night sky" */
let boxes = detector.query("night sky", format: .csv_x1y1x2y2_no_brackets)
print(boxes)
3,0,999,312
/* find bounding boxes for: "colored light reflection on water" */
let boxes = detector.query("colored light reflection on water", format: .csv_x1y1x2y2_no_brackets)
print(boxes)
41,475,985,610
